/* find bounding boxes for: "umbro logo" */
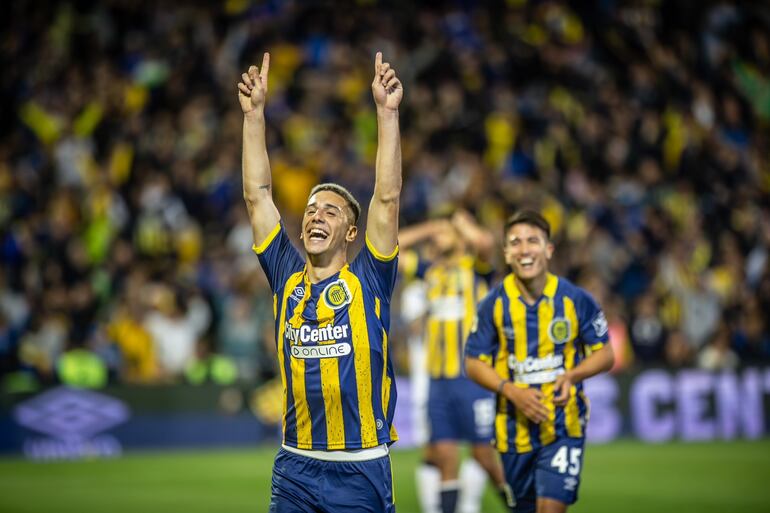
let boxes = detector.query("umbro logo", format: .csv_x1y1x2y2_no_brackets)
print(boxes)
289,286,305,302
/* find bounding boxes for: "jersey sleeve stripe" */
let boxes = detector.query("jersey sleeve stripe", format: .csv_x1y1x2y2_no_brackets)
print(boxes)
365,234,399,262
252,221,282,254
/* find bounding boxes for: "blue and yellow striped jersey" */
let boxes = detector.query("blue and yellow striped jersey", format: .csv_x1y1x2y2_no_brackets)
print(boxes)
465,273,609,453
402,252,492,379
254,222,399,451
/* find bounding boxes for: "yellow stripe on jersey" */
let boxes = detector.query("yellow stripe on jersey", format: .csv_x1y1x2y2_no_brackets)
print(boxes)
538,291,556,446
478,353,494,365
461,262,477,340
252,222,282,254
400,250,420,279
563,296,582,437
492,297,509,453
503,275,532,452
443,270,461,377
278,272,307,445
317,286,345,449
427,318,442,377
340,267,378,447
365,235,398,261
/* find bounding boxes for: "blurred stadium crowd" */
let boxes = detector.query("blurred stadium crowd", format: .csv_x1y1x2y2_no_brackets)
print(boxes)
1,0,769,390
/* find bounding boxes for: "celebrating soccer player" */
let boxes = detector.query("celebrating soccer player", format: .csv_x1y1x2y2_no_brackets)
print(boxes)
398,212,511,513
238,51,403,512
465,210,614,513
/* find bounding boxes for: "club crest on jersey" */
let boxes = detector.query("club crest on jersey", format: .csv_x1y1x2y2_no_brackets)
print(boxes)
322,279,351,310
548,317,572,344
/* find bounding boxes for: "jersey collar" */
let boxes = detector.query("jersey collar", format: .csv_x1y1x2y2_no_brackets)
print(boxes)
508,272,559,305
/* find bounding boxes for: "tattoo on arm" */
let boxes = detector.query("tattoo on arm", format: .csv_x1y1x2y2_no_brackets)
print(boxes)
258,184,271,190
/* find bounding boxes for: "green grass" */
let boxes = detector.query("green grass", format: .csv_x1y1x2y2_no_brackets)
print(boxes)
1,440,769,512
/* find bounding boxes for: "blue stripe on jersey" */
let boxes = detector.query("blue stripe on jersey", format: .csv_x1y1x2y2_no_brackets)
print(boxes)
525,304,541,447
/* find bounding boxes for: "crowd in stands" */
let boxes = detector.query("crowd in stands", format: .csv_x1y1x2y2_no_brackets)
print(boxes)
1,0,768,390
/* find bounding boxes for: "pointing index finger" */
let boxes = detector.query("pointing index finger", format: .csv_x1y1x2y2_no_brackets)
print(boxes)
375,51,382,75
260,52,270,81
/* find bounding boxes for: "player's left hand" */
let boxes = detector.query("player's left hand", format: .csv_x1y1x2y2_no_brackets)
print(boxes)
372,52,403,111
553,372,574,406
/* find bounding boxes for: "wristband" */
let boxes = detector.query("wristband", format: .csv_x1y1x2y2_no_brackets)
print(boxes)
496,379,510,394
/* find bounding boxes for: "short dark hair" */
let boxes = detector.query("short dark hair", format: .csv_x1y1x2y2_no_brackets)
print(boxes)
504,210,551,240
308,183,361,225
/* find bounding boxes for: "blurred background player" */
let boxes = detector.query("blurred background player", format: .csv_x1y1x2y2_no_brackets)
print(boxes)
399,210,511,513
466,210,614,513
239,51,404,512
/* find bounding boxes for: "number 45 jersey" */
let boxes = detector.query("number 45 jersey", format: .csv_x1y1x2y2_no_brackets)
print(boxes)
254,222,399,451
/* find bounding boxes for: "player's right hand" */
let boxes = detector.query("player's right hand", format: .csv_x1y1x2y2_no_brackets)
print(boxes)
504,384,549,424
372,52,403,111
238,52,270,114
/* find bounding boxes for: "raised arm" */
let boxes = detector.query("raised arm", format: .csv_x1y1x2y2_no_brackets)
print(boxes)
238,52,280,245
398,219,448,250
452,209,495,261
366,52,403,256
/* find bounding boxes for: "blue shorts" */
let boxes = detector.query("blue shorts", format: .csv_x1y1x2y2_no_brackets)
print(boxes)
427,377,495,444
500,437,585,512
269,448,396,513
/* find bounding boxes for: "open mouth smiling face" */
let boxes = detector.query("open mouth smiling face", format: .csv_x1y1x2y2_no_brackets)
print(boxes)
302,191,353,255
504,223,554,280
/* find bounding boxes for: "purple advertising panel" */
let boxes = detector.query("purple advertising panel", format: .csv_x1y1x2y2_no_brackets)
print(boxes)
584,367,770,443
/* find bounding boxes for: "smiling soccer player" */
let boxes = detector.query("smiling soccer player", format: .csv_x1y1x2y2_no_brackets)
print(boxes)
465,210,614,513
238,51,403,512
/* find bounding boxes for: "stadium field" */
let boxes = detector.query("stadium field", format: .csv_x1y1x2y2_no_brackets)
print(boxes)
1,440,768,513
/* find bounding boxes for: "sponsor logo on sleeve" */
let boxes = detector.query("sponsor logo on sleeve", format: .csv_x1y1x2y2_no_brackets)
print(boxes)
592,312,609,337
